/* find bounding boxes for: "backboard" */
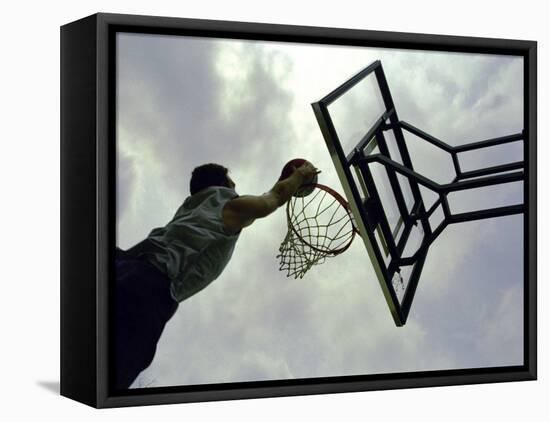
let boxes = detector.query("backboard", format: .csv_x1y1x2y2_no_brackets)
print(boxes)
312,60,524,326
312,61,434,326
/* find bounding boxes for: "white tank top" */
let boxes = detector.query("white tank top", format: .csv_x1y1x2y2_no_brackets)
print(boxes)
145,186,240,302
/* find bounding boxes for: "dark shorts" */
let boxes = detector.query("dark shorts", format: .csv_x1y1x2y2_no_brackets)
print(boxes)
114,249,178,389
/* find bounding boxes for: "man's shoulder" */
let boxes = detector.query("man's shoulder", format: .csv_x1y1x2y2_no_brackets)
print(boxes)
181,186,236,209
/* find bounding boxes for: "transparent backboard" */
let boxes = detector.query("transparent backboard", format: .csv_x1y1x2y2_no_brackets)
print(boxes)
312,61,430,326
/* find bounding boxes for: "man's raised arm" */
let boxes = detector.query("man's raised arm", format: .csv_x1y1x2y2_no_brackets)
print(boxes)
223,162,318,232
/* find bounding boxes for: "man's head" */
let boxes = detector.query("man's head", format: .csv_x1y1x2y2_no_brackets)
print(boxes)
190,163,235,195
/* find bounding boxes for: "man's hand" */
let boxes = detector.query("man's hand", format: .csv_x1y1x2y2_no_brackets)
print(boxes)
274,160,320,203
293,161,320,185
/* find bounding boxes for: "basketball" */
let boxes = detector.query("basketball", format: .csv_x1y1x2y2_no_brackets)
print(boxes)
279,158,318,197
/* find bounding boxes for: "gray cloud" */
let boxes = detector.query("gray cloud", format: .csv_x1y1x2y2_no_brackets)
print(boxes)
115,147,136,220
117,34,227,195
117,34,295,246
412,214,523,368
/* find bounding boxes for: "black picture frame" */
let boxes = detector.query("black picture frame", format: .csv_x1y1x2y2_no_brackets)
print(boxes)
60,12,537,408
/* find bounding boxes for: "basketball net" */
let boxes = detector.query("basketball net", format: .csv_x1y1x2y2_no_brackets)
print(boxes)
277,184,357,278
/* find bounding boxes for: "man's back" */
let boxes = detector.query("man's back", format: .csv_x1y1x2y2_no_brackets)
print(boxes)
145,186,241,302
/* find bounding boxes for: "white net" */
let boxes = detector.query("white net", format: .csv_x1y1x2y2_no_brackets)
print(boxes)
277,184,357,279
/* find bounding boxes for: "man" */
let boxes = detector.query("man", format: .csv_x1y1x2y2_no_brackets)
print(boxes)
115,161,319,389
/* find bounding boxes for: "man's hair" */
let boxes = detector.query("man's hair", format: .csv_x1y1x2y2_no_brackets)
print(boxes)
190,163,230,195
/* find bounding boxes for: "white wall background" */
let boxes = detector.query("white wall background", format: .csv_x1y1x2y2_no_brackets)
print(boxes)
1,0,546,420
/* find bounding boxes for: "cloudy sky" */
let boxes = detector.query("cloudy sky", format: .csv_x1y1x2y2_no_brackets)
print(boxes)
115,32,524,388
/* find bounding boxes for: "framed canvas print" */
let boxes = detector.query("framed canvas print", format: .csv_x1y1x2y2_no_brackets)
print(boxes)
60,13,537,408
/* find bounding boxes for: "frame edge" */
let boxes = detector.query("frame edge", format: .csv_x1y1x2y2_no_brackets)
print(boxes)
73,12,538,408
60,13,100,408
